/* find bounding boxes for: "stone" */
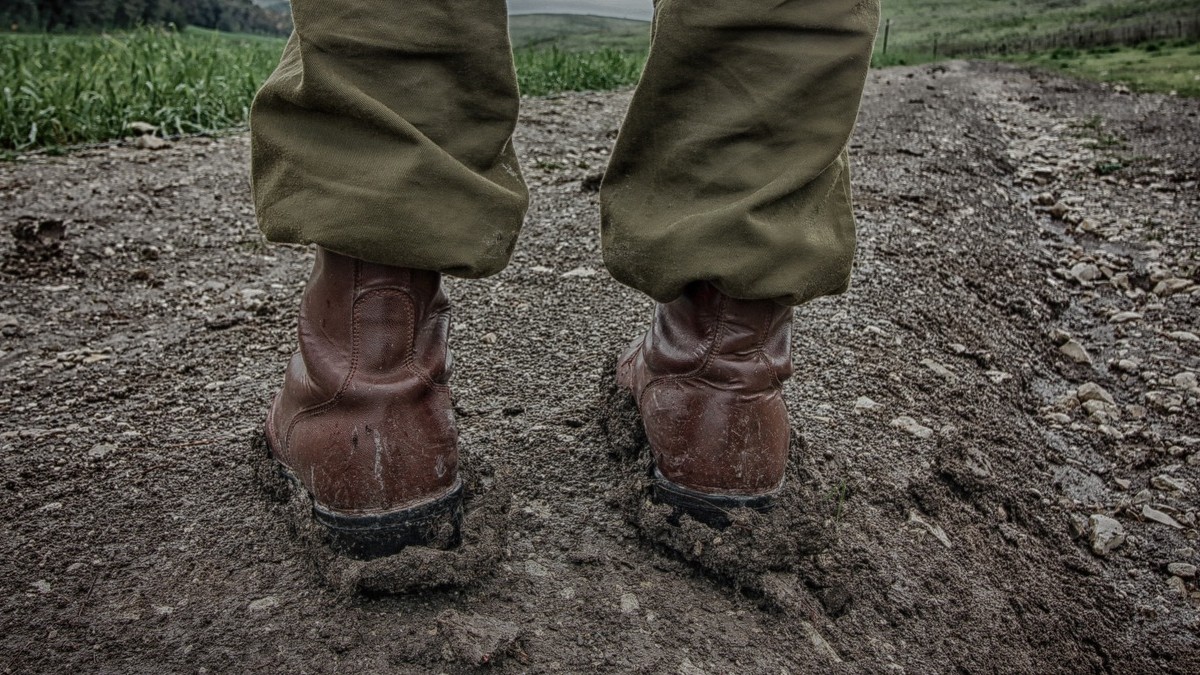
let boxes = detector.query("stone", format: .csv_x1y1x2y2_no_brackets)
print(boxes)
1059,340,1092,364
88,443,116,460
1070,262,1101,283
248,596,279,611
1089,514,1126,556
1153,278,1194,296
891,416,934,439
1142,504,1183,529
1171,372,1198,390
127,121,157,135
1035,192,1056,206
620,592,640,614
561,267,596,278
1167,576,1188,596
1168,331,1199,343
1115,359,1140,373
854,396,881,412
984,370,1012,384
1168,563,1197,578
1151,475,1188,492
134,135,170,150
920,358,956,380
1049,202,1070,219
1109,311,1141,323
1076,382,1115,406
1049,328,1071,345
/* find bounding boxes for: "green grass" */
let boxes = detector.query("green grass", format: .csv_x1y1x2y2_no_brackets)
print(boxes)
1010,40,1200,97
1,26,282,150
876,0,1196,55
514,46,645,96
509,14,650,52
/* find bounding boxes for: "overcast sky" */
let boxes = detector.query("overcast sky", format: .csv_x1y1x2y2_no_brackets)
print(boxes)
508,0,652,20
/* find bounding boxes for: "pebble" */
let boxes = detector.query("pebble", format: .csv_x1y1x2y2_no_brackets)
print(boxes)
561,267,596,278
31,580,51,593
920,358,956,379
1069,262,1101,283
1142,505,1183,529
88,443,116,460
1168,331,1199,343
854,396,881,412
134,135,170,150
248,596,279,611
1089,514,1126,556
1151,475,1188,492
1109,311,1141,324
1058,340,1091,364
127,121,157,135
1171,372,1197,390
1076,382,1115,406
1167,576,1188,596
891,416,934,439
1153,278,1194,296
620,592,640,614
984,370,1012,384
1115,358,1140,373
1168,563,1197,578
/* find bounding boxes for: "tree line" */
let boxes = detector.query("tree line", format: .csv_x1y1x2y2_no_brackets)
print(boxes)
3,0,291,36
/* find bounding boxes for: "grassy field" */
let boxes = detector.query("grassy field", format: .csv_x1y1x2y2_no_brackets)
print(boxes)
0,27,281,151
1011,39,1200,97
876,0,1197,58
2,7,1198,152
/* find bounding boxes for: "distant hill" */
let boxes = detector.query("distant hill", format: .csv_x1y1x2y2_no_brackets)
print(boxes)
509,14,649,51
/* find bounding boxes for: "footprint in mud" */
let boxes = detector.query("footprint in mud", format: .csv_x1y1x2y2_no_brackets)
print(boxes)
250,434,510,595
597,366,837,590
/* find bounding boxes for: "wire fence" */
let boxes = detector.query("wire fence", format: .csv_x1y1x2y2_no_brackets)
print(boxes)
879,13,1200,59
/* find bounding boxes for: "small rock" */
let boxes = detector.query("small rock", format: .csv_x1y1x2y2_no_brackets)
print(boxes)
127,121,157,135
620,592,640,614
1049,328,1072,345
891,416,934,439
1049,202,1070,220
1168,331,1199,343
561,266,596,278
920,358,956,380
1114,478,1131,490
481,332,498,345
1035,192,1056,206
1167,576,1188,596
908,510,952,548
88,443,116,460
31,580,51,593
1059,340,1092,364
1089,514,1126,556
854,396,881,412
1142,505,1183,529
134,135,170,150
1115,359,1140,374
1076,382,1115,406
1151,475,1188,492
524,560,549,577
1070,262,1101,283
248,596,279,611
1109,311,1142,324
984,370,1012,384
1168,563,1197,578
1153,278,1194,296
1171,372,1198,390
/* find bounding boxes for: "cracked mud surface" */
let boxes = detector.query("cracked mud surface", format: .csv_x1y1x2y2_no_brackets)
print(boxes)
2,62,1198,672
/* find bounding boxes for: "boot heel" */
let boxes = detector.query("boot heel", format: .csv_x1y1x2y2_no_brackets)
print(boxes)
651,467,778,529
311,480,464,559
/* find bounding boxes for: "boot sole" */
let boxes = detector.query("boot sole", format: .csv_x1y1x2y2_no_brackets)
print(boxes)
266,442,464,560
651,466,779,529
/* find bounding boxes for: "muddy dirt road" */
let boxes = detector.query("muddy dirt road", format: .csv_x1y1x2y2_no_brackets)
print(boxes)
2,62,1198,673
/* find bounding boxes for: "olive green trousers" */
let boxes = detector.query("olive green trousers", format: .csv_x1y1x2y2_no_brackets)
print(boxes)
250,0,879,305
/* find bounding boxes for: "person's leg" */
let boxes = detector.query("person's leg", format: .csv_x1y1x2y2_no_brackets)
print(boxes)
251,0,527,276
608,0,880,524
250,0,524,557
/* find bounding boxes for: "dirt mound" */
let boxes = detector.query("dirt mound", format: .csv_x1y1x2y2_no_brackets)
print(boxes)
1,61,1197,672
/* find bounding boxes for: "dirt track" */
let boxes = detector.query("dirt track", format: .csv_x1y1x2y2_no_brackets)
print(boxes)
2,61,1198,673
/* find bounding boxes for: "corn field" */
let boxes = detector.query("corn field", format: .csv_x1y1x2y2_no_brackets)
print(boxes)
0,27,282,151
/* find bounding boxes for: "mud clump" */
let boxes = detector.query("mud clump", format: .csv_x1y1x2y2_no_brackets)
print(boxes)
599,371,835,589
251,434,510,595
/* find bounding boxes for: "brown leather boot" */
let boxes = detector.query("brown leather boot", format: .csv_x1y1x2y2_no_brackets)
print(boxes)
616,282,794,527
264,247,462,558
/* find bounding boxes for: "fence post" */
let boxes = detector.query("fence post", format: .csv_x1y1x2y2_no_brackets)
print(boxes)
882,18,890,54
